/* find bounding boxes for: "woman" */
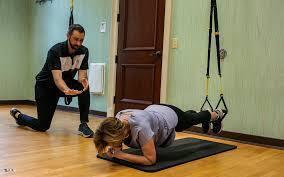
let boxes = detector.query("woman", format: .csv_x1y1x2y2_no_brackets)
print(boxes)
94,104,226,165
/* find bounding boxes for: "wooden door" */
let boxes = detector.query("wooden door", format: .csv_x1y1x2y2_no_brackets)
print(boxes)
114,0,166,113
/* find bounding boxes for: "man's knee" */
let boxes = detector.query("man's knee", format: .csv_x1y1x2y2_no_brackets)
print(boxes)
37,125,50,132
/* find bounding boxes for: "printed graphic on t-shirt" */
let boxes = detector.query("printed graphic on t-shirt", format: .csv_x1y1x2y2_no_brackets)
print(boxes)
72,54,85,70
60,57,72,71
60,54,85,71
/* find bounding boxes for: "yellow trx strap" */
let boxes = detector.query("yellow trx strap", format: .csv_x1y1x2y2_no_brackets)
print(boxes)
201,0,228,113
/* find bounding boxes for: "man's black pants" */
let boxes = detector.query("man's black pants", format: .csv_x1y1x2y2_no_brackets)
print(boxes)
19,80,90,131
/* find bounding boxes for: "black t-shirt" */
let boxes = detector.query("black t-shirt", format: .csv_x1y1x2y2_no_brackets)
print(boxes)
36,40,89,88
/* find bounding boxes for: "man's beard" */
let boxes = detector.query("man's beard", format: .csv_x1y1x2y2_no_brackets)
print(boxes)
68,39,79,50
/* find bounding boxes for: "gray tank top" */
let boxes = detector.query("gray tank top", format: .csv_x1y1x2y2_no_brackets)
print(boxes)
116,104,178,148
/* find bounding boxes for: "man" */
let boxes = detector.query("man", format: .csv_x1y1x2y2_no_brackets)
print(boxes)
10,24,94,138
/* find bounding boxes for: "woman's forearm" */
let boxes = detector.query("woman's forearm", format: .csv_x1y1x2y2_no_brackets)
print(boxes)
114,151,155,165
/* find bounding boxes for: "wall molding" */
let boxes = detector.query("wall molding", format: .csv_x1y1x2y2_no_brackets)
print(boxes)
0,100,106,117
0,100,36,105
56,105,106,117
186,126,284,150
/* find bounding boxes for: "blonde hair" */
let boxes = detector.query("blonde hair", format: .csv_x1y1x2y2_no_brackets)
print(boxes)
93,117,127,155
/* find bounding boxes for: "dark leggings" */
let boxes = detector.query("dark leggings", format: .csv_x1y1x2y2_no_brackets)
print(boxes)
19,80,90,131
161,104,211,132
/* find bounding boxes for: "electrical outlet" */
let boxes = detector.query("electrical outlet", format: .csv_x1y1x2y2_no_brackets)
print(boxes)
100,22,106,33
172,38,178,49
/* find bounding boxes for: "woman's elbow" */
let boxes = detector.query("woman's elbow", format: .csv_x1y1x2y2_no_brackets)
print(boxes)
148,160,156,166
144,157,156,165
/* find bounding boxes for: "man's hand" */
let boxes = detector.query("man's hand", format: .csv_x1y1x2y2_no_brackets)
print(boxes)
64,89,83,96
81,78,89,92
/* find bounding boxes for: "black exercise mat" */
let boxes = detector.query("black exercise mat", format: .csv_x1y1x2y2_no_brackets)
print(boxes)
97,137,237,172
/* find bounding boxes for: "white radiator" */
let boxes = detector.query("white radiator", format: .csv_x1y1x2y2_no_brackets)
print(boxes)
88,63,105,95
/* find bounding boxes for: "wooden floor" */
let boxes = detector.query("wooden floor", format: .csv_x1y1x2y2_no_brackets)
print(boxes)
0,105,283,177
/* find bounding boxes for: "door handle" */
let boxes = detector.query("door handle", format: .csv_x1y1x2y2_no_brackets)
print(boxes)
150,51,162,57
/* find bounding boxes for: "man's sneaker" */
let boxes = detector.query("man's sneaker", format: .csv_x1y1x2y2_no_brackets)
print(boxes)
10,108,25,125
78,122,94,138
212,109,227,134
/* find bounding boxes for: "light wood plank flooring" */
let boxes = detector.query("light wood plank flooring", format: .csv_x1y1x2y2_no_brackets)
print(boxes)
0,105,283,177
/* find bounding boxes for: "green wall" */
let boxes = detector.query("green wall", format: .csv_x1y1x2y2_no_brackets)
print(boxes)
168,0,284,139
29,0,112,112
0,0,32,99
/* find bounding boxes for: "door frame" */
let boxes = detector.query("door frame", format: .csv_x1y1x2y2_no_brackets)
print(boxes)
107,0,173,117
